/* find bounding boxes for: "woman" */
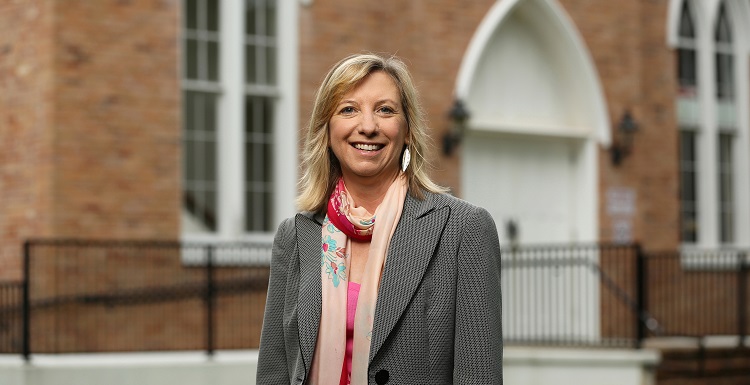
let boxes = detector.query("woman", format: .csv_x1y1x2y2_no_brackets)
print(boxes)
257,53,503,385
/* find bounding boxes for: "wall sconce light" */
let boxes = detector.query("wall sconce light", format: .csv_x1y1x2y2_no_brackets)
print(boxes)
611,110,639,166
443,99,470,156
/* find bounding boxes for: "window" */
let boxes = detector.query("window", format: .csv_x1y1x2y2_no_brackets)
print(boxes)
183,0,221,233
181,0,297,241
676,0,699,243
714,2,735,244
673,0,749,249
244,0,277,232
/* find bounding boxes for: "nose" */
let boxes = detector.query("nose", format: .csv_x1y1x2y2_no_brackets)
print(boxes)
358,111,378,136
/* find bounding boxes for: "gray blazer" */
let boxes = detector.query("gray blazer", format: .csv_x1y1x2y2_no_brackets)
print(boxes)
257,191,503,385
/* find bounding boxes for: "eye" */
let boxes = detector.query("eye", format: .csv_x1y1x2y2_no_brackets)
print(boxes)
339,106,356,115
378,106,396,115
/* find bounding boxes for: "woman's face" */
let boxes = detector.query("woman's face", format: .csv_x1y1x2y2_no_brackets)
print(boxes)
328,71,408,188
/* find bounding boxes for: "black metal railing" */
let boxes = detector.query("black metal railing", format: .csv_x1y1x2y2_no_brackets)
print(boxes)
0,280,23,354
19,239,273,360
500,243,645,348
2,240,748,360
642,249,749,342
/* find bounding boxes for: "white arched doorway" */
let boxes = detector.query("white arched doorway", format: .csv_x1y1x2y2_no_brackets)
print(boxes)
457,0,610,247
456,0,611,342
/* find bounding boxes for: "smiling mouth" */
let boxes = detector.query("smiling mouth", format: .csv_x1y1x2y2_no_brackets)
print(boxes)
353,143,384,151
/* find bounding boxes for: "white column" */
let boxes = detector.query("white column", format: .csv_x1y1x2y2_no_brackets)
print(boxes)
731,1,750,248
274,0,300,226
695,0,719,248
218,0,246,239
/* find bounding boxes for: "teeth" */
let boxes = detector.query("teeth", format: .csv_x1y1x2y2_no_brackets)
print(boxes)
354,143,382,151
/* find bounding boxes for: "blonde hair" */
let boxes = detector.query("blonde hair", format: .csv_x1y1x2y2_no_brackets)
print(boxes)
297,53,447,213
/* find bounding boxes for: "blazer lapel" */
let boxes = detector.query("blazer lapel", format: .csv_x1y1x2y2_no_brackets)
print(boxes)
295,213,323,372
369,192,450,362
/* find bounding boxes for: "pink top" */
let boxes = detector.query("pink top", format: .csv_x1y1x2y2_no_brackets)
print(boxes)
340,281,361,385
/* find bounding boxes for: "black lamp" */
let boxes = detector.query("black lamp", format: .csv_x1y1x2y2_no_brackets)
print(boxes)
443,99,470,156
611,110,638,166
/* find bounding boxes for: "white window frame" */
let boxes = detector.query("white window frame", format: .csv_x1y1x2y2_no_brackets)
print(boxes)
180,0,298,257
668,0,750,253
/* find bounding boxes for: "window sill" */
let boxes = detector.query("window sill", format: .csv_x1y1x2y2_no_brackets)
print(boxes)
679,244,750,271
179,233,274,267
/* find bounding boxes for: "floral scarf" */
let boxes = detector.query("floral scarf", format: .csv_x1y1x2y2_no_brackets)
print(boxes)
310,174,408,385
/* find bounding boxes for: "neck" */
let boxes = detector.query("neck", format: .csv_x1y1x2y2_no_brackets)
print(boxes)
342,172,399,213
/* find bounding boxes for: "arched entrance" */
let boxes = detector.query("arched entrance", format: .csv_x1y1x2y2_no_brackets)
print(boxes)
457,0,610,247
456,0,611,342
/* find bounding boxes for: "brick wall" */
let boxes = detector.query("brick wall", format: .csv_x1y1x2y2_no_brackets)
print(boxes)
563,0,680,251
0,0,56,281
51,0,181,240
0,0,181,280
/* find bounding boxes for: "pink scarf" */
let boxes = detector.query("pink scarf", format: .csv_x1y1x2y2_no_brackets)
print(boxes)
310,174,408,385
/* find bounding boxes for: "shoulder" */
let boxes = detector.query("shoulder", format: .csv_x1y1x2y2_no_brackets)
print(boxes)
416,191,498,238
272,211,325,249
274,216,296,242
270,216,299,261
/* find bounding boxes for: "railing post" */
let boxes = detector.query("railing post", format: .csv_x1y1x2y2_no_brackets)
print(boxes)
22,241,31,362
635,244,647,348
205,245,215,358
738,252,747,348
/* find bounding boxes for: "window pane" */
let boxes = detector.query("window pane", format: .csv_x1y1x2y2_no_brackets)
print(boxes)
184,140,196,180
264,142,273,183
206,0,219,32
186,39,199,80
250,191,256,232
244,96,274,232
715,53,734,100
264,191,274,231
246,0,258,36
185,0,198,30
207,41,219,81
205,140,217,182
246,45,257,84
266,45,276,85
266,0,276,37
679,131,698,243
715,3,732,43
246,96,259,134
184,92,195,132
205,190,217,231
263,96,274,134
679,0,696,38
677,48,696,91
245,191,257,231
718,134,734,243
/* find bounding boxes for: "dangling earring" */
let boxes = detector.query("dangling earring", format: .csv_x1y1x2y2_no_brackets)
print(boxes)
401,147,411,172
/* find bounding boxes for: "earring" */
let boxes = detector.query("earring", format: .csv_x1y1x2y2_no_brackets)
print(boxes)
401,147,411,172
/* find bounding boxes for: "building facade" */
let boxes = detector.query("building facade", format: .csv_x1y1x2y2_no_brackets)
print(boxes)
2,1,750,381
3,0,750,280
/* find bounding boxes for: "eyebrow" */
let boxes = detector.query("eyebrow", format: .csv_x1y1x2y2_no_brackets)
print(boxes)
337,98,399,106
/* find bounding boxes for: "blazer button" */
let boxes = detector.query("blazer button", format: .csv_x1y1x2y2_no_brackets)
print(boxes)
375,369,389,384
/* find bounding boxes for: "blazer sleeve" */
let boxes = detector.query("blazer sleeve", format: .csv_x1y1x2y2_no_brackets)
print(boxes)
453,207,503,384
257,217,295,384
